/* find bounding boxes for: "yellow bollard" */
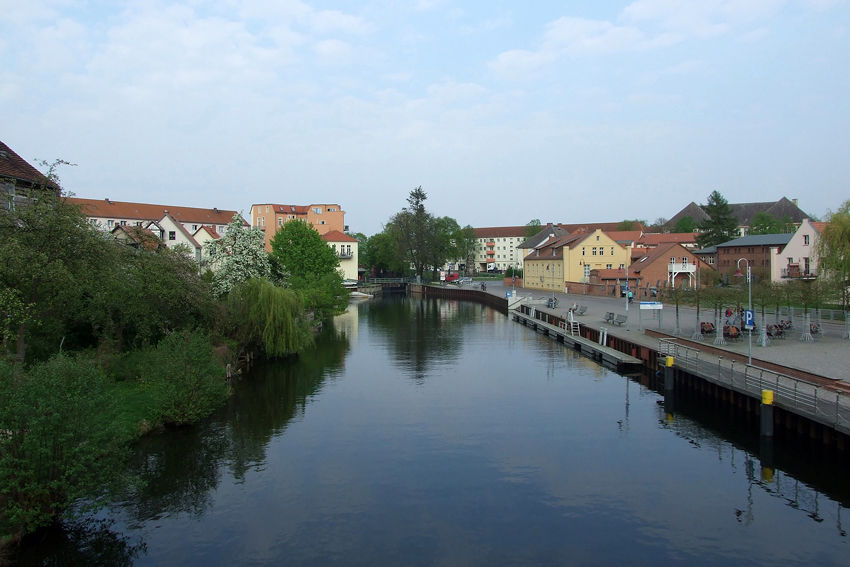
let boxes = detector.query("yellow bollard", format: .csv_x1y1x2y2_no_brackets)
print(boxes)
762,390,774,406
665,356,674,367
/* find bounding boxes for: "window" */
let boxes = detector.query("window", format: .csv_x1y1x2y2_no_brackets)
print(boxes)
108,220,114,228
169,231,176,241
683,257,688,264
320,220,326,225
136,221,142,226
596,235,600,241
313,207,322,214
328,207,337,212
611,247,614,255
265,206,269,213
606,264,612,269
120,220,127,226
599,248,604,256
582,248,586,256
592,247,597,256
804,235,810,246
670,257,676,263
192,224,198,231
279,218,283,226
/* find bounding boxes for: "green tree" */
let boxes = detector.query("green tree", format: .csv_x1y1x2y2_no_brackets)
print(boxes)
616,220,636,231
454,225,478,275
748,212,781,235
270,219,339,279
673,216,699,234
225,278,313,357
0,169,112,361
425,216,461,278
362,231,406,276
696,191,739,248
816,200,850,310
525,219,542,238
0,356,129,543
388,187,434,278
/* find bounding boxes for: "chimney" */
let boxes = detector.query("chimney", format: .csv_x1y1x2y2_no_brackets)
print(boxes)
792,198,798,207
214,207,219,213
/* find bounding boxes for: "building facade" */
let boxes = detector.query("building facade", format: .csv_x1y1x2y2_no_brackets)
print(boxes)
322,231,360,281
251,203,345,252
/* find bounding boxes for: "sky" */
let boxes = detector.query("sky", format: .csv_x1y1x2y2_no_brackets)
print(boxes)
2,0,848,235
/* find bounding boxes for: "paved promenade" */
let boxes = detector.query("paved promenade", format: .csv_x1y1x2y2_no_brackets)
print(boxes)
483,282,850,384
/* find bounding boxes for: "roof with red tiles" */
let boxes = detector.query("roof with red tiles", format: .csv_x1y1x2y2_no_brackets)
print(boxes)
629,242,712,275
194,225,221,239
811,221,827,234
603,230,643,244
0,140,58,188
474,226,529,238
321,230,358,243
565,221,646,234
67,197,247,226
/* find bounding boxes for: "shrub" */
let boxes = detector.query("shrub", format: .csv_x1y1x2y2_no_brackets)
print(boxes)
145,330,229,426
0,356,128,544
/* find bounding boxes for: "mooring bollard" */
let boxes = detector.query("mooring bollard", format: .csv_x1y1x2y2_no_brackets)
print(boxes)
664,356,674,392
761,389,774,437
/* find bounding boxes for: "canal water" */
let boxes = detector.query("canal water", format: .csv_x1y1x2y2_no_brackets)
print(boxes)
16,297,850,566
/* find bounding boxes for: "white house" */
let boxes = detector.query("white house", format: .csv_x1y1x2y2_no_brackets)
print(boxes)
780,219,824,280
322,231,360,281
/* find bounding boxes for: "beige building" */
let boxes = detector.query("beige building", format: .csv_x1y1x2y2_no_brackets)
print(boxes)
251,203,346,251
523,229,631,292
322,231,360,281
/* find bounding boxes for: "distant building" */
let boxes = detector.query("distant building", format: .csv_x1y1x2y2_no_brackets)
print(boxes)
665,197,810,237
712,233,795,282
472,226,529,272
251,203,345,252
591,243,713,290
68,197,246,235
1,140,59,210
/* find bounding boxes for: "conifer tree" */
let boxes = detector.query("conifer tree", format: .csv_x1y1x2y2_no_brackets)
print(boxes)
696,191,739,248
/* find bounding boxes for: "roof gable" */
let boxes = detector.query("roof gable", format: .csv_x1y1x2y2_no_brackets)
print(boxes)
321,230,358,243
68,197,247,226
0,141,58,188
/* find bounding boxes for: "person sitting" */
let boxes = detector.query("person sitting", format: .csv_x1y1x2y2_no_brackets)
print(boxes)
570,302,577,313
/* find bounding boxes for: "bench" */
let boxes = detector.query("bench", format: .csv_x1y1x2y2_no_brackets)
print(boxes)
613,314,627,326
575,306,587,316
603,312,615,323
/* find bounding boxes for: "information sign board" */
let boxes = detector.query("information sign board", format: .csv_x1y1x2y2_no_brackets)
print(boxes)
640,302,663,310
744,309,754,330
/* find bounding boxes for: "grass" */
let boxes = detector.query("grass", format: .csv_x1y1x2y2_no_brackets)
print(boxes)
112,380,157,442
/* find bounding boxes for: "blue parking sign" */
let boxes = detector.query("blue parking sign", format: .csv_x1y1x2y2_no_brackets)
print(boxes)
744,309,754,330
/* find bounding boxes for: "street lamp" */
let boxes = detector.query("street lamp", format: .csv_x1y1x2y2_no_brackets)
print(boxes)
734,258,752,365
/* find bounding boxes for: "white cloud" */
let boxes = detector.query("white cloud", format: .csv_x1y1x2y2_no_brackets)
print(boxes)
488,49,556,74
544,17,645,54
621,0,787,38
638,59,705,85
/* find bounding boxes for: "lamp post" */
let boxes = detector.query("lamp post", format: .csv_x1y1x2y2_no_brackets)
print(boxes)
625,263,630,331
734,258,752,365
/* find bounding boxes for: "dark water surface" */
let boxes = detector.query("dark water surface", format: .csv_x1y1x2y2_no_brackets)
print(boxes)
17,297,850,566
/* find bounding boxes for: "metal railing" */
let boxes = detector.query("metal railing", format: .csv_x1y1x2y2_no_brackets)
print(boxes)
658,339,700,370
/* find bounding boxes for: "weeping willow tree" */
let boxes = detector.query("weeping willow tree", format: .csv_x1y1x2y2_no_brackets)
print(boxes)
227,279,314,357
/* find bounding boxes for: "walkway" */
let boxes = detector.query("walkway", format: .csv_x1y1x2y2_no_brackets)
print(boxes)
484,282,850,384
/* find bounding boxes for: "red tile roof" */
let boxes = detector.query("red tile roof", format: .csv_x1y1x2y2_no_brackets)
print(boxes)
67,197,247,226
194,225,221,239
0,140,58,188
474,226,529,238
321,230,358,243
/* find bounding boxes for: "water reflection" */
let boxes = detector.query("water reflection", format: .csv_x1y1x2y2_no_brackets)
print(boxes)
14,298,850,566
14,518,145,567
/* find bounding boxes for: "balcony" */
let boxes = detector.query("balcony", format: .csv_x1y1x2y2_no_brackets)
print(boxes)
486,241,495,246
338,252,353,259
781,264,816,279
486,250,495,256
668,263,696,273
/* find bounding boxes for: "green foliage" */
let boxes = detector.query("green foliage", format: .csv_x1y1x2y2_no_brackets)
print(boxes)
696,191,739,248
226,279,314,358
291,271,349,317
505,266,523,278
673,216,699,233
0,356,128,543
816,200,850,309
455,225,477,275
616,220,637,231
362,231,407,275
748,212,795,235
145,330,229,426
270,219,339,279
525,219,542,238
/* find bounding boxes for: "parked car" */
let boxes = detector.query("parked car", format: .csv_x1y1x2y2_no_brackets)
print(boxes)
445,272,460,282
457,277,472,285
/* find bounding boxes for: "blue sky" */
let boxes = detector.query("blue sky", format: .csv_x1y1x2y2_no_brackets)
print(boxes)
2,0,848,235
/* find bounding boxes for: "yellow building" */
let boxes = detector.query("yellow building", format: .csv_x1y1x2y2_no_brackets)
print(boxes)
522,229,631,292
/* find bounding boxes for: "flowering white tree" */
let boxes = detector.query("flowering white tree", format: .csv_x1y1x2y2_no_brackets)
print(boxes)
204,214,273,298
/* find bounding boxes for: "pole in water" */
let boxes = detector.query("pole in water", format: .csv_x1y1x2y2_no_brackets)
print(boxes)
761,389,774,437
